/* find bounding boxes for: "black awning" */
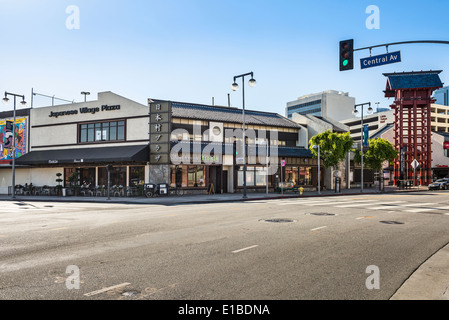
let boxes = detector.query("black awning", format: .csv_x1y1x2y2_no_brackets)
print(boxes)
16,145,149,166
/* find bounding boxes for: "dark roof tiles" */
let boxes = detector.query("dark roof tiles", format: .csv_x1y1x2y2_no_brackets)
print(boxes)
169,101,301,129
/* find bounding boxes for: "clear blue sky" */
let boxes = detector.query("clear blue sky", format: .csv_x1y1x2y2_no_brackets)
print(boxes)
1,0,448,114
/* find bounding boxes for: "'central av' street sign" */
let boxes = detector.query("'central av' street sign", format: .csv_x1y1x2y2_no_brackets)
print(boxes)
360,51,401,69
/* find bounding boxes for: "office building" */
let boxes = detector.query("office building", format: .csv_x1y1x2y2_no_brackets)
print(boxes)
286,90,355,121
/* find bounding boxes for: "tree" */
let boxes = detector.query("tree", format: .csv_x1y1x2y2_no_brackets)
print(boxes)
309,130,354,169
354,138,398,174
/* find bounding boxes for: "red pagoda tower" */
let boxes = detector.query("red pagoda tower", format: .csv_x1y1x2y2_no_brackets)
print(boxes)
384,71,444,186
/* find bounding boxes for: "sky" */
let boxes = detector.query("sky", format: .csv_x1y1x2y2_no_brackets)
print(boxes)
1,0,448,115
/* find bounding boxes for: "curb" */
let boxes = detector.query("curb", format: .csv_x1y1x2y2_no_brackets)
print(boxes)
0,187,432,206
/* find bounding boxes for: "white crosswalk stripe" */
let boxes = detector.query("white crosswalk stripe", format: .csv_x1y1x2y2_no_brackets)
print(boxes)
269,197,449,214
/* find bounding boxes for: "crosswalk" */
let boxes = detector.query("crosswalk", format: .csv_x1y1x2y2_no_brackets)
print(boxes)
268,197,449,215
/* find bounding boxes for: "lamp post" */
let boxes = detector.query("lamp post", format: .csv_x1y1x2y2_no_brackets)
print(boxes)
231,72,256,199
3,92,27,199
312,145,321,195
353,103,373,193
81,91,90,102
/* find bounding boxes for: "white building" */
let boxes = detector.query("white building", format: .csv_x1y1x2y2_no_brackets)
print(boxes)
286,90,356,121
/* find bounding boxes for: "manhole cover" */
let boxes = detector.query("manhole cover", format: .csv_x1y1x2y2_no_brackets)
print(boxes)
380,221,404,225
263,219,295,223
310,213,335,216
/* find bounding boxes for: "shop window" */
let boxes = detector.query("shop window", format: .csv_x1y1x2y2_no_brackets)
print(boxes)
187,165,206,187
79,120,125,143
98,166,126,187
129,166,145,186
238,167,263,187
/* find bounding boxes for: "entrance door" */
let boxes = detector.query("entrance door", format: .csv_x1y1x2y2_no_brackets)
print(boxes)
208,166,222,194
222,171,228,193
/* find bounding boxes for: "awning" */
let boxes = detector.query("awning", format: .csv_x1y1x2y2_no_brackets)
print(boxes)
15,145,149,166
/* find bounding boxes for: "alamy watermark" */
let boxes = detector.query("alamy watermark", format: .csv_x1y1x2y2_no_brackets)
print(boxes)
65,265,80,290
169,125,279,175
366,5,380,30
365,265,380,290
66,5,80,30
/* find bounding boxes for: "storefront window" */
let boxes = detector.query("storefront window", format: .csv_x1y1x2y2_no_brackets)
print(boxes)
129,166,145,186
187,165,205,187
299,167,312,186
170,165,187,188
283,166,312,186
238,166,265,187
98,166,126,187
255,167,267,186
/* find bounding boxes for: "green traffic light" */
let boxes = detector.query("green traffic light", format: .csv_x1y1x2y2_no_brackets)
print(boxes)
343,59,349,67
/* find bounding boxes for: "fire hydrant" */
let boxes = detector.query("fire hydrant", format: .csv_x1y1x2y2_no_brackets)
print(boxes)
299,187,304,196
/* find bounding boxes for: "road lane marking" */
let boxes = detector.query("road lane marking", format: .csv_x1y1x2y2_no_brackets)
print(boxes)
277,200,354,206
334,200,380,208
396,203,435,207
84,283,131,297
405,207,448,213
311,226,328,232
363,201,407,209
232,245,259,254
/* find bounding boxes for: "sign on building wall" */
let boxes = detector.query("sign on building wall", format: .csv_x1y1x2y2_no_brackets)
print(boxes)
149,100,172,164
0,118,27,163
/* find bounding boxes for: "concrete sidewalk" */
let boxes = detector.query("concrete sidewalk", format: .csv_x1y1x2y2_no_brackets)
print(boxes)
0,185,428,205
1,184,448,300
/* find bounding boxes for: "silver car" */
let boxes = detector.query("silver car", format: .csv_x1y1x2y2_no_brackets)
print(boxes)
428,179,449,190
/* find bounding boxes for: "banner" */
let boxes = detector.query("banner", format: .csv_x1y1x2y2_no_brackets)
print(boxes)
0,117,27,163
363,124,369,148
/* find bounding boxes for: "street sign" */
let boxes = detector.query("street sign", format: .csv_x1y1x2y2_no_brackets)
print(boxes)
281,160,286,167
360,51,401,69
411,159,419,170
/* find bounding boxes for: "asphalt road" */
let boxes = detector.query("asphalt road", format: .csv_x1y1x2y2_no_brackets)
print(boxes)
0,191,448,301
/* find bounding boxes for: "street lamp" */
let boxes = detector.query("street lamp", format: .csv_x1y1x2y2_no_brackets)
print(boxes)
81,91,90,102
312,145,321,195
3,92,27,200
231,72,256,199
353,103,373,193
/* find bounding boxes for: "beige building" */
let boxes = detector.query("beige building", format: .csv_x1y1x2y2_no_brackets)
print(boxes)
431,103,449,133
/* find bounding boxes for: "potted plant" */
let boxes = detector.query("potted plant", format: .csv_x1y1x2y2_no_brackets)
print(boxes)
56,173,63,196
67,171,81,196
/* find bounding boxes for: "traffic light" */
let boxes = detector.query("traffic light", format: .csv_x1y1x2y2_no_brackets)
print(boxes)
339,39,354,71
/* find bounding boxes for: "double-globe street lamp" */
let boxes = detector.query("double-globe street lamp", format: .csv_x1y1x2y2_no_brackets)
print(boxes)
2,92,27,199
231,72,256,199
353,102,373,193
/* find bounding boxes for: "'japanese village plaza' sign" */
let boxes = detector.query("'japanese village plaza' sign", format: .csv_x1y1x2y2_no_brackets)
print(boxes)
49,105,121,118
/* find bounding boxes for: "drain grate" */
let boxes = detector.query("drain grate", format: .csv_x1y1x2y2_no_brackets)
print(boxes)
263,219,295,223
380,221,404,225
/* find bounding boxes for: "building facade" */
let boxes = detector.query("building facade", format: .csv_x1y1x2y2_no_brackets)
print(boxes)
434,86,449,106
286,90,355,121
1,91,324,195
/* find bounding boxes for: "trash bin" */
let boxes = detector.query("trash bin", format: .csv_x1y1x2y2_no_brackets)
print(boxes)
62,188,67,197
145,184,155,198
158,184,168,195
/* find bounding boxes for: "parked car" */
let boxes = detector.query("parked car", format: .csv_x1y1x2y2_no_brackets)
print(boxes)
428,178,449,190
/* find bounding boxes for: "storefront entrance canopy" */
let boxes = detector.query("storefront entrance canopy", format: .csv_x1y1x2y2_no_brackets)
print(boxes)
16,145,149,166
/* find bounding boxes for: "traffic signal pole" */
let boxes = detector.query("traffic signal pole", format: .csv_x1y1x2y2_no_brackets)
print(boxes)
353,40,449,53
340,39,449,71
